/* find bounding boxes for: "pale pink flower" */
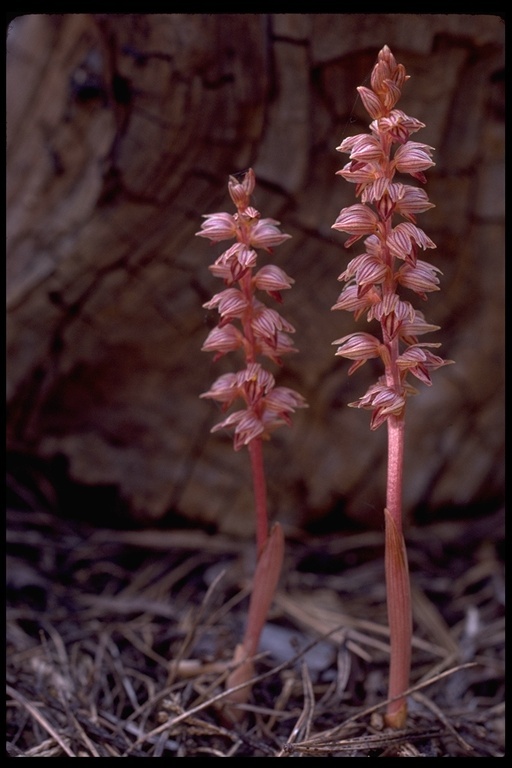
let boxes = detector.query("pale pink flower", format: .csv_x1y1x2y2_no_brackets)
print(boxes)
235,362,275,404
396,259,442,298
197,168,306,451
252,264,295,301
361,179,402,206
256,331,299,364
336,133,368,155
370,110,426,144
394,186,435,222
349,380,406,430
369,45,408,109
331,283,381,319
336,162,378,187
201,324,245,360
337,252,375,282
200,372,241,408
332,204,380,247
228,167,256,208
398,310,440,345
218,242,259,268
260,386,307,417
196,212,238,242
395,343,447,386
251,304,296,346
242,205,261,221
354,253,390,288
387,222,436,265
393,141,435,181
202,361,303,449
356,85,386,120
337,133,384,163
211,409,265,451
203,287,249,323
208,261,234,282
369,296,416,340
209,244,258,283
332,331,383,374
248,219,292,251
340,253,390,294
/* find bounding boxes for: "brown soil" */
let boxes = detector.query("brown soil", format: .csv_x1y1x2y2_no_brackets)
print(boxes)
6,482,504,757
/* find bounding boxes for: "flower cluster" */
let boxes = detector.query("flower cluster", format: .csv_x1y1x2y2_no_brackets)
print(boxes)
197,168,307,450
331,45,452,429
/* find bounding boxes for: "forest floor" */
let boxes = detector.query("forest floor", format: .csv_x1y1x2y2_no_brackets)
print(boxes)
7,486,504,758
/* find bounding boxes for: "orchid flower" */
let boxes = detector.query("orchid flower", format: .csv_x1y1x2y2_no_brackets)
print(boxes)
331,46,453,728
197,169,307,718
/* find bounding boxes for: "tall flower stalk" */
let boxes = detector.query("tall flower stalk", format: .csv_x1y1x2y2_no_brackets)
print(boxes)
331,46,453,728
196,169,307,716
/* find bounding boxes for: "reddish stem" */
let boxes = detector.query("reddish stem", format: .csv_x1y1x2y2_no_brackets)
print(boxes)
386,414,405,534
384,414,412,728
225,522,284,718
248,437,269,558
237,266,269,556
381,206,411,725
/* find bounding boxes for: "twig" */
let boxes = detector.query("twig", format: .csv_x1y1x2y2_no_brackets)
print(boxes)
6,683,77,757
280,725,446,756
288,661,479,746
275,658,315,754
123,628,342,754
412,691,474,754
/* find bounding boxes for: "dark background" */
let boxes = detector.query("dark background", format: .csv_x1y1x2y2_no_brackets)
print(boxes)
6,13,505,536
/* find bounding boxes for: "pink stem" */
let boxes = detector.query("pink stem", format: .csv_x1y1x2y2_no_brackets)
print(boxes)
386,414,405,533
248,437,269,558
225,522,284,717
239,266,269,557
381,219,412,726
384,414,412,728
242,521,284,657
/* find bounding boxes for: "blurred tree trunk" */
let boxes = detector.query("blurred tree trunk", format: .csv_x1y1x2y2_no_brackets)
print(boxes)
7,14,504,534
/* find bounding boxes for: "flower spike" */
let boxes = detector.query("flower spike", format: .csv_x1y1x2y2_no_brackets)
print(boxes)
331,46,453,728
197,169,306,720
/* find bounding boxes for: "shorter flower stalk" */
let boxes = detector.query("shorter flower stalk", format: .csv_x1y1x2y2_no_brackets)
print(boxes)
226,521,284,709
331,46,453,727
197,169,306,717
384,506,412,729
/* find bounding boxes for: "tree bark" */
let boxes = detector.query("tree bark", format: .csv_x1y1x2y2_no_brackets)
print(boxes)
7,14,505,534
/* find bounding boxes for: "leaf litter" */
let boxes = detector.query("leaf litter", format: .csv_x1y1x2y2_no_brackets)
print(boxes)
6,498,504,757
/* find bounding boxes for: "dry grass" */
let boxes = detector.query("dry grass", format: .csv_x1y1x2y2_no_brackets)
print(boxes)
6,498,504,757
